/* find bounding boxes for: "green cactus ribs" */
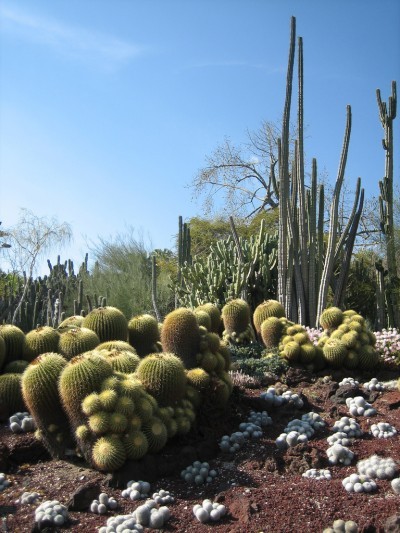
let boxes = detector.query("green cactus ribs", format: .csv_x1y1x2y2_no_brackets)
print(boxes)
136,353,187,407
161,308,201,369
222,299,255,345
82,306,128,343
127,314,161,357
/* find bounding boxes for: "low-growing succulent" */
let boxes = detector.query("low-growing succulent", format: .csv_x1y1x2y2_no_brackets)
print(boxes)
247,410,272,427
370,421,397,438
326,443,354,465
98,513,144,532
342,473,377,493
323,519,358,533
338,377,359,388
121,480,151,501
356,455,398,479
9,412,35,433
0,473,11,491
276,430,309,449
301,412,326,431
391,477,400,494
89,492,118,514
284,419,314,439
34,500,69,528
327,432,352,447
345,396,376,417
193,499,227,523
152,489,174,505
332,417,363,438
18,491,40,505
363,377,385,392
180,460,217,485
302,468,332,480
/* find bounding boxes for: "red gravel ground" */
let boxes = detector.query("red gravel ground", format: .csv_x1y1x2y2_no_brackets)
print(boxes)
0,366,399,532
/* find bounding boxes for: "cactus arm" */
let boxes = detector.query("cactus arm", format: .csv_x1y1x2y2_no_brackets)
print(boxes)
316,105,352,325
278,16,296,312
333,186,364,308
151,255,162,322
334,176,362,264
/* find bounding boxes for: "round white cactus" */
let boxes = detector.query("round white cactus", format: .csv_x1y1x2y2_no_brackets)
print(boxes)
193,499,227,523
342,473,377,493
345,396,376,417
327,443,354,465
302,468,331,480
357,455,398,479
370,422,397,438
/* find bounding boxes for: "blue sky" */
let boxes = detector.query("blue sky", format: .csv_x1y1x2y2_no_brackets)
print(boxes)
1,0,399,274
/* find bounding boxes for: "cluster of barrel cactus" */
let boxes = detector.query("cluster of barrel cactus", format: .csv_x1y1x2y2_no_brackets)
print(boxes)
317,307,381,370
253,300,382,371
0,303,233,473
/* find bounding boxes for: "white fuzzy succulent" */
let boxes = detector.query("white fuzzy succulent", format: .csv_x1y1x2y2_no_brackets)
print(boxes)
342,473,377,493
332,417,363,438
238,421,263,439
302,468,331,480
301,411,326,431
391,477,400,494
247,410,272,427
281,390,304,408
363,377,385,392
99,512,144,532
35,500,69,527
193,499,227,523
323,519,359,532
284,419,314,438
18,491,40,505
260,387,286,407
9,412,36,433
338,377,359,388
0,473,11,492
151,489,174,505
357,455,398,479
121,480,151,501
276,430,309,449
90,493,118,514
370,422,397,438
345,396,377,417
327,443,354,465
327,431,352,447
180,461,217,485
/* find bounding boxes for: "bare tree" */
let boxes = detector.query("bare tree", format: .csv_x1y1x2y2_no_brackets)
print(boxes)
3,209,72,324
191,120,297,218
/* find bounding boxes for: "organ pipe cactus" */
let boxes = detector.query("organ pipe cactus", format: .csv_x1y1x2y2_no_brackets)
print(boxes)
376,81,399,328
277,17,364,326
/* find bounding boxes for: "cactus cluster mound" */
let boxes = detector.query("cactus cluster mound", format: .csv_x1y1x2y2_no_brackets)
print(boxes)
82,306,128,343
128,314,161,357
221,298,255,345
318,308,380,370
253,299,285,336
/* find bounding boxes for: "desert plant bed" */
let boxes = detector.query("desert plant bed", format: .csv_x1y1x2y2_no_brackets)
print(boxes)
0,365,399,532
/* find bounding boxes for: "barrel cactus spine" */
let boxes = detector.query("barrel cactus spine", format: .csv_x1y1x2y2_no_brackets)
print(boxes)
161,308,201,369
82,306,128,343
319,307,344,331
0,324,26,364
0,373,26,418
58,327,100,360
91,435,126,472
136,353,187,407
21,353,73,457
253,300,286,336
127,314,161,357
23,327,60,363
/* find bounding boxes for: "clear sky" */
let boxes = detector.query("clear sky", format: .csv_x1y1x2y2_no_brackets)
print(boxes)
1,0,399,274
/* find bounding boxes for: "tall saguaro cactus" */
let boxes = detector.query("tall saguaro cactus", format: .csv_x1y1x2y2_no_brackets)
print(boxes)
376,81,399,327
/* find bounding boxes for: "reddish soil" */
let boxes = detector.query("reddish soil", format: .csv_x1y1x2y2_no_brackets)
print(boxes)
0,366,399,533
